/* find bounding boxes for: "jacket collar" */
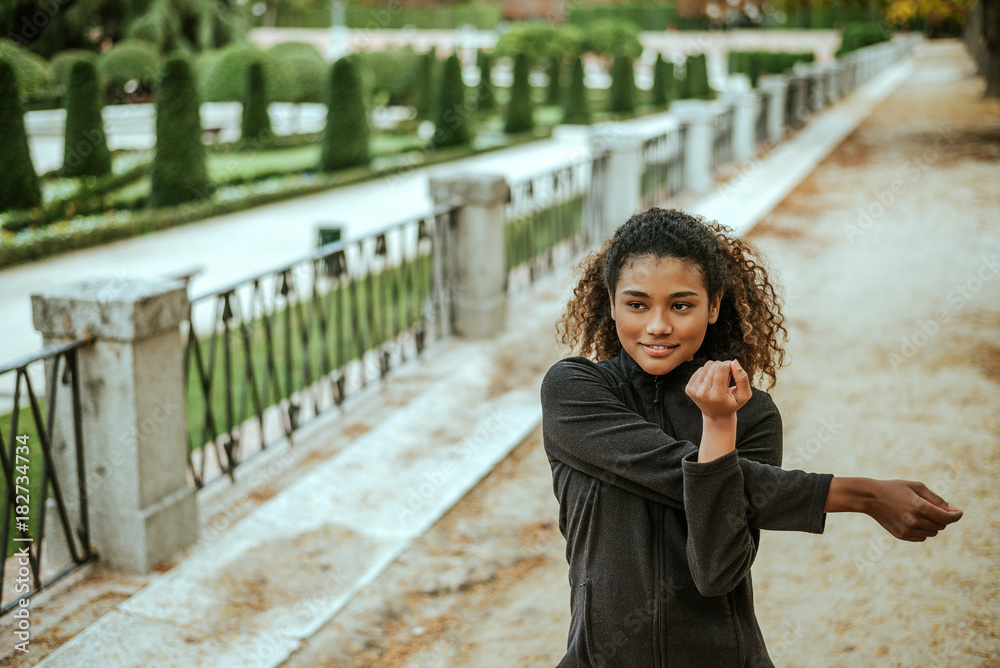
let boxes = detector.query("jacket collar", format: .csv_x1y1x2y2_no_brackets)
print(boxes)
618,346,707,393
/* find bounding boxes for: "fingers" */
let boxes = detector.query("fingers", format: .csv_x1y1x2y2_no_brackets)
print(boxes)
732,359,752,402
912,481,963,513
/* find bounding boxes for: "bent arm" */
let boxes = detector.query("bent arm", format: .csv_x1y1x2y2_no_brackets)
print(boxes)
540,358,832,534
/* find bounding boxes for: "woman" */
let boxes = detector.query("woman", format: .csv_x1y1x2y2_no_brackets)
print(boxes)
540,208,963,666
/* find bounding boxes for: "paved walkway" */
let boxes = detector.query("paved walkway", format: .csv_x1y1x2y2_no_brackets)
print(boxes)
1,39,956,668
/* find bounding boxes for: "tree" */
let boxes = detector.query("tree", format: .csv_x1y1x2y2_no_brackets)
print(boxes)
62,59,111,178
320,56,370,171
432,53,470,148
241,61,273,146
476,50,495,112
561,55,590,125
609,54,636,114
505,52,534,134
0,59,40,212
149,55,210,208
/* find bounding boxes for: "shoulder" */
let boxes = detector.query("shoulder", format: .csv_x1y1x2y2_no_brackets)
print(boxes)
541,356,623,399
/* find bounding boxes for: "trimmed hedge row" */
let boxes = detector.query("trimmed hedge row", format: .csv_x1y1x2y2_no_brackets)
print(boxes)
836,22,891,56
0,131,549,269
728,51,816,87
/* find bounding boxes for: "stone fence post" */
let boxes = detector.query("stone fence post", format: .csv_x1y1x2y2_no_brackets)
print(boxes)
669,100,714,195
31,277,198,574
758,75,788,143
428,174,508,338
590,124,642,239
727,91,757,163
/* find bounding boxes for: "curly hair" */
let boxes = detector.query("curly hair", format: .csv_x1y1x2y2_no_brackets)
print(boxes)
555,207,788,390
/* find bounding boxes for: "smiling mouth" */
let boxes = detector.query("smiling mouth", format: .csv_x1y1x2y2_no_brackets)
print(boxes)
642,343,678,350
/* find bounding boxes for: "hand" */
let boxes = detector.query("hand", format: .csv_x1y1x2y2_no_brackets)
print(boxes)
685,359,752,420
864,479,964,541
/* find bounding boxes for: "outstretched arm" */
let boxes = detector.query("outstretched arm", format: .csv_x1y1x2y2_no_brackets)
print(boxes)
825,477,963,541
541,356,830,534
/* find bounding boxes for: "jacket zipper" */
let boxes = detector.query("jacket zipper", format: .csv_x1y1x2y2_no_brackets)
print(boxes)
653,376,666,667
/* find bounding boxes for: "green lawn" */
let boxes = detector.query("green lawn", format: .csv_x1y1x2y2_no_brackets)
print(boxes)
0,406,48,559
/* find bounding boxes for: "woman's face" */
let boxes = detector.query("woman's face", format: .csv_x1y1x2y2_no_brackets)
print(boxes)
608,255,721,376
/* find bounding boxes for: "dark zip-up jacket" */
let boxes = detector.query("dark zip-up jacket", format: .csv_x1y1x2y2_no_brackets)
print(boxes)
541,348,834,667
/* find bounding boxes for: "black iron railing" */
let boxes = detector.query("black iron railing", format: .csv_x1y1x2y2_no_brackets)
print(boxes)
183,208,455,488
504,158,590,291
641,125,687,210
756,91,770,146
0,340,94,616
711,106,735,171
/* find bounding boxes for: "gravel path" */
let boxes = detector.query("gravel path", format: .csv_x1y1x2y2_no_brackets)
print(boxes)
279,40,1000,668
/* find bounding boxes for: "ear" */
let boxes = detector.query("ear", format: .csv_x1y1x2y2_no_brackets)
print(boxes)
607,287,616,321
708,292,722,324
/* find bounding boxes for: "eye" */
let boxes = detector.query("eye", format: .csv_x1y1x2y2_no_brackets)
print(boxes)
672,303,693,311
625,302,646,310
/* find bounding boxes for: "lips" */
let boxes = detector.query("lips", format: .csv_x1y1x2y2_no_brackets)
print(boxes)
640,343,679,357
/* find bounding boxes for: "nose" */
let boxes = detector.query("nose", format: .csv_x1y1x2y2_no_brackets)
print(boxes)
645,308,673,336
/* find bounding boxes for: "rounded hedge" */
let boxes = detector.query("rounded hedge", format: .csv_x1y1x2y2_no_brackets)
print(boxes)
269,42,325,103
320,57,370,171
561,55,590,125
0,37,55,103
99,39,160,91
609,54,636,113
150,56,211,208
241,61,273,146
62,59,111,178
51,50,102,98
200,41,295,103
504,52,534,134
432,53,470,148
476,50,494,112
0,60,41,212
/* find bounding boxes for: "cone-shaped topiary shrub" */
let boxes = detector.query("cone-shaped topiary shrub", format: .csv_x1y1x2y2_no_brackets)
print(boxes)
319,56,370,172
0,59,41,212
414,48,437,120
61,58,111,178
241,61,273,147
608,54,636,114
561,55,590,125
432,53,470,148
149,56,211,208
687,53,713,100
651,53,672,108
504,52,534,134
476,50,494,112
546,57,563,105
676,59,690,100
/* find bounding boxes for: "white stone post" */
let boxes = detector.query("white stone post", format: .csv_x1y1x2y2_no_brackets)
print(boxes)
728,90,756,163
428,174,508,339
590,124,642,239
31,277,198,574
758,75,787,143
824,63,841,104
669,100,713,195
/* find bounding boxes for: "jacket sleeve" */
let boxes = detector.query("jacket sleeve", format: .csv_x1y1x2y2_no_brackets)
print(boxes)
540,357,832,534
680,395,775,597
